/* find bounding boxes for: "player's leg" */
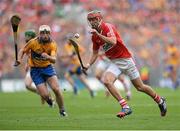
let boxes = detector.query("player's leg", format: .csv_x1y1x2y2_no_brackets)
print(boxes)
30,67,54,107
95,62,110,97
118,74,131,100
166,65,175,89
102,72,123,101
44,83,56,106
78,74,95,98
101,70,132,118
36,83,53,106
95,66,104,80
123,58,167,116
64,71,78,95
106,63,131,100
47,75,67,116
76,66,95,98
24,71,37,93
25,70,46,104
169,66,178,89
131,77,167,116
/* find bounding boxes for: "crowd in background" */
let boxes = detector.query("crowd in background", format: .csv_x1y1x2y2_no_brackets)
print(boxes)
0,0,179,87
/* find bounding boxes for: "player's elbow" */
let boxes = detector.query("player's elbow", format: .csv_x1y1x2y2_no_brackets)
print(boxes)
51,61,56,64
51,58,56,64
49,57,56,64
110,37,116,45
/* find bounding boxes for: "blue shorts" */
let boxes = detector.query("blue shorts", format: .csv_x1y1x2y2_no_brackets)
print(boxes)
68,66,82,75
30,65,57,86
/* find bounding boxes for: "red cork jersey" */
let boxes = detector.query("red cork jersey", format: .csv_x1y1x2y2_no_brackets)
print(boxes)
92,22,131,59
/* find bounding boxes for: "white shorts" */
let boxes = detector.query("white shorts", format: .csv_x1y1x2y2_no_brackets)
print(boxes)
104,63,121,77
112,58,140,80
96,60,109,71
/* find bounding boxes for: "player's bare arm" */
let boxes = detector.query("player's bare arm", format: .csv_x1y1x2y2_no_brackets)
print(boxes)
15,47,30,66
86,50,99,69
90,29,116,45
16,48,24,65
41,52,56,64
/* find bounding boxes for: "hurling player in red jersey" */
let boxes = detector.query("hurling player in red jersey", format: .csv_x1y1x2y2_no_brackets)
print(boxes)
84,10,167,118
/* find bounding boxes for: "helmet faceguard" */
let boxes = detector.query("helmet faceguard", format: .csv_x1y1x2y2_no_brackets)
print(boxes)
87,10,102,21
87,10,102,29
38,25,52,44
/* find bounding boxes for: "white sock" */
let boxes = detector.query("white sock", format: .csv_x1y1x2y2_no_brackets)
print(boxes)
119,99,129,109
159,98,163,104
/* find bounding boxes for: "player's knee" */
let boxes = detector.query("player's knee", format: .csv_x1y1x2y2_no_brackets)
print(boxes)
95,72,101,79
102,73,115,86
96,75,101,81
132,79,145,92
52,87,60,95
25,80,31,87
25,85,31,90
136,86,144,92
119,78,124,83
102,77,114,87
134,83,146,92
118,75,124,82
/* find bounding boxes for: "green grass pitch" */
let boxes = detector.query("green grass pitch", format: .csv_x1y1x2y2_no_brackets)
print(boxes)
0,88,180,130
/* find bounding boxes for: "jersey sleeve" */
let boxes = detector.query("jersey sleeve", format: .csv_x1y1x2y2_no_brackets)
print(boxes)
23,40,33,54
50,42,57,57
105,24,116,37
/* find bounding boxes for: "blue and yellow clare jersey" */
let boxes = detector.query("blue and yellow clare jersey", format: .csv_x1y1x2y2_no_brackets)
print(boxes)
23,38,57,67
166,45,179,66
64,43,84,66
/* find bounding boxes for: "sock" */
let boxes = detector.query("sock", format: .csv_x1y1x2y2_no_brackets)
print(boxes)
60,107,65,113
46,97,53,106
154,94,161,104
119,99,129,108
159,99,163,104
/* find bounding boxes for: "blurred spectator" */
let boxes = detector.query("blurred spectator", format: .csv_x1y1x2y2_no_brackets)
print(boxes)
140,65,150,85
163,42,180,89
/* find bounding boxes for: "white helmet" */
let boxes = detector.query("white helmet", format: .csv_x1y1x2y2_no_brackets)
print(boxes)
39,25,51,33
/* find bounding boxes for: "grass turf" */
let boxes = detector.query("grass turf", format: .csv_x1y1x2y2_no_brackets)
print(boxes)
0,88,179,130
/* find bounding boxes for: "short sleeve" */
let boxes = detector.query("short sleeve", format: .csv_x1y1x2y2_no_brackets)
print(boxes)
23,40,33,54
106,24,116,37
51,42,57,56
